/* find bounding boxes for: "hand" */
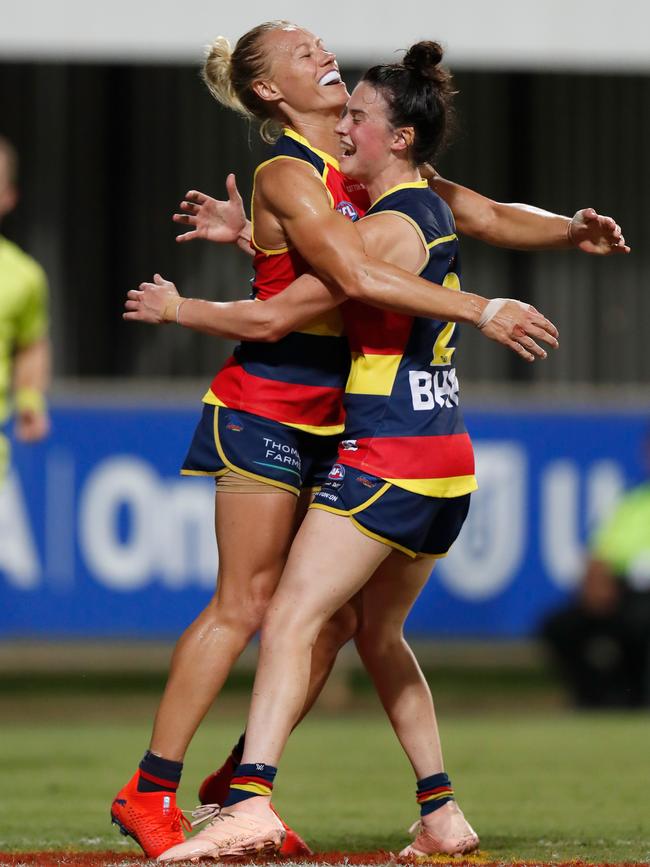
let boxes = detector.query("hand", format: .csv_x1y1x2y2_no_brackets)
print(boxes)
15,409,50,442
173,175,247,244
478,298,559,363
123,273,181,324
568,208,630,255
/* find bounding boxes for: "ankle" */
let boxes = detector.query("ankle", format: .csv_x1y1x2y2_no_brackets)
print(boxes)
416,771,454,818
228,795,272,816
223,762,277,808
137,750,183,793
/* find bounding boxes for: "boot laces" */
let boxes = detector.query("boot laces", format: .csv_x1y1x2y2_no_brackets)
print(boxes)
189,802,227,828
171,806,192,834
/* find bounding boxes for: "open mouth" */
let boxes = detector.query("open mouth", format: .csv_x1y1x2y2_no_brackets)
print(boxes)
318,70,343,87
339,141,355,158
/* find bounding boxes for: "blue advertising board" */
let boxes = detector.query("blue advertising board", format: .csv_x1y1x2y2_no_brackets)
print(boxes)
1,403,647,638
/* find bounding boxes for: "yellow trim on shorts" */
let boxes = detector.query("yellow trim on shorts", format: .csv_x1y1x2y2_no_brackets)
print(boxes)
180,467,229,478
210,406,299,496
349,516,416,557
202,390,345,437
428,233,457,249
309,501,416,558
308,481,390,517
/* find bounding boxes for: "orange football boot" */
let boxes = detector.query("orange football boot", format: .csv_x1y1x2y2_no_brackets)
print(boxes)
111,771,191,858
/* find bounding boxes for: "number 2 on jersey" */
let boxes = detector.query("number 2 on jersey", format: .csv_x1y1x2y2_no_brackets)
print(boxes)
431,272,460,366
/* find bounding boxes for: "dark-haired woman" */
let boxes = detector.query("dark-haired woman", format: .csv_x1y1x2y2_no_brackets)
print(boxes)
156,41,506,862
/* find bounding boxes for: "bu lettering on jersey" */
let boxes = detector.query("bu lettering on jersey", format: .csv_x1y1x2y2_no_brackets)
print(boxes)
339,180,477,497
205,129,369,436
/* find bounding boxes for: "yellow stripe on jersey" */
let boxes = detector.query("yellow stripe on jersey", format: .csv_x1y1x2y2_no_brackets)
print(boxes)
345,352,402,396
296,306,344,337
384,474,478,498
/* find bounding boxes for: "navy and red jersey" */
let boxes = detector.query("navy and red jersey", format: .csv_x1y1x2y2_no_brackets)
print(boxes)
205,128,369,435
338,179,477,498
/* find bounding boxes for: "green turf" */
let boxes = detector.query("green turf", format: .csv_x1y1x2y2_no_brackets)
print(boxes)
1,712,649,863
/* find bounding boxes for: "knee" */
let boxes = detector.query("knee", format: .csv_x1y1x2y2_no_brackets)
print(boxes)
354,619,403,662
202,577,276,640
258,598,319,654
319,604,359,654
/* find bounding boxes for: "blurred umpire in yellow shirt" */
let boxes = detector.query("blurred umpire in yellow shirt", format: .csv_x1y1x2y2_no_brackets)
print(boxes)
0,136,51,482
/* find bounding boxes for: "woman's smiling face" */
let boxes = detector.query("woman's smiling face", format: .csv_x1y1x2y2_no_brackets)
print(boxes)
256,26,349,116
335,82,397,182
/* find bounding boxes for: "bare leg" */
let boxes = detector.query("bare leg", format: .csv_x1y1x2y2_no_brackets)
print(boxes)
354,554,443,779
150,487,298,760
355,553,478,856
298,599,360,722
240,510,391,770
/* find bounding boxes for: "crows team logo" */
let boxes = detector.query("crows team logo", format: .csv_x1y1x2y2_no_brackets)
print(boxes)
356,475,378,489
340,439,358,451
336,201,360,222
225,413,244,432
328,463,346,481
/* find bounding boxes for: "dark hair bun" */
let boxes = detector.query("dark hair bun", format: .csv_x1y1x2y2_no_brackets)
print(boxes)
403,41,444,80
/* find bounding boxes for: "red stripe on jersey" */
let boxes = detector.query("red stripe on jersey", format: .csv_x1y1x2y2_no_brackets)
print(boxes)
342,433,475,479
209,136,368,431
210,360,345,429
254,247,308,301
344,301,413,356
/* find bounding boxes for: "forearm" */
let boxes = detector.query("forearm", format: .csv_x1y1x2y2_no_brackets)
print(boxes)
169,298,279,341
236,220,254,257
483,202,572,250
340,256,485,324
13,338,51,405
432,176,571,250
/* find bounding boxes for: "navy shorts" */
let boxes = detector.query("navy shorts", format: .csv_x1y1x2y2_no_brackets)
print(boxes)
310,462,471,557
181,404,340,495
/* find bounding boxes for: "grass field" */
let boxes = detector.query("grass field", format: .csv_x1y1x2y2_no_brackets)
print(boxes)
1,702,649,865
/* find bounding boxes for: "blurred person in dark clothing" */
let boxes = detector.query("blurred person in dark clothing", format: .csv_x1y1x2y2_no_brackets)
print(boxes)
0,135,50,483
541,433,650,708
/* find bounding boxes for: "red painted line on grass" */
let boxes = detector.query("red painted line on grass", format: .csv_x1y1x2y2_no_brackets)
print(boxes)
0,853,647,867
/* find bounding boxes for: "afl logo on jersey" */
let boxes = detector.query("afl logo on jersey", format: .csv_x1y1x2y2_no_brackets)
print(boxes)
328,463,346,481
336,201,360,222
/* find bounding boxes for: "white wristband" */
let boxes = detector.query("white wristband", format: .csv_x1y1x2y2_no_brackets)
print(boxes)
477,298,530,330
